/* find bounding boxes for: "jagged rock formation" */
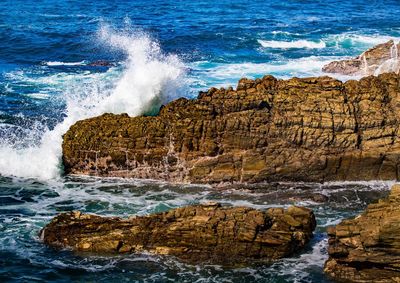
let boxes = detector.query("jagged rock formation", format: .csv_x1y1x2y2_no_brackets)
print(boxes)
40,204,316,265
63,73,400,183
325,184,400,282
323,40,400,76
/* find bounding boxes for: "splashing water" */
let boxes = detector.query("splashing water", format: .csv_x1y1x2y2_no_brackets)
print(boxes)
374,41,400,75
96,25,186,115
0,26,186,180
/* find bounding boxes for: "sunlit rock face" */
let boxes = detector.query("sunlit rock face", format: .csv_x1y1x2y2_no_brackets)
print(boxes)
325,184,400,282
62,73,400,184
323,40,400,76
40,203,316,265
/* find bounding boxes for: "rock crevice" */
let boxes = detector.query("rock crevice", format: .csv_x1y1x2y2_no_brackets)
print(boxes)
41,204,316,265
325,184,400,282
63,73,400,183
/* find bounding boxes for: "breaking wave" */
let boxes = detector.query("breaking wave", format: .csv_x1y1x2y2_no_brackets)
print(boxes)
44,61,86,66
258,39,326,49
0,25,186,180
259,33,400,51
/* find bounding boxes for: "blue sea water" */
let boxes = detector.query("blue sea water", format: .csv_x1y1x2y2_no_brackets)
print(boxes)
0,0,399,282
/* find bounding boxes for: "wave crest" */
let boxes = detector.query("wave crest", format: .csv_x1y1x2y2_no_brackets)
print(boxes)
0,25,186,180
258,39,326,49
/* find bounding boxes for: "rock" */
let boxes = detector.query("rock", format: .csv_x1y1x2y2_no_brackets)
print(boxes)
62,73,400,183
324,184,400,282
322,40,400,76
88,60,115,67
40,204,316,265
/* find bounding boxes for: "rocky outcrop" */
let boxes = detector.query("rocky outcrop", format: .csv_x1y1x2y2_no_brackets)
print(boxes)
323,40,400,76
40,204,316,265
63,73,400,183
325,184,400,282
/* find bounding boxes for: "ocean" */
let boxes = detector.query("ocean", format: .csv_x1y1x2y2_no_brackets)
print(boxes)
0,0,399,282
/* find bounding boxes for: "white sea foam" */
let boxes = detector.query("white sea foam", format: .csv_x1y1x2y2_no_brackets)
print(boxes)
0,25,186,180
45,61,86,66
259,33,400,51
96,25,186,115
4,83,13,93
258,39,326,49
190,56,358,89
326,33,400,48
273,236,328,282
26,92,50,99
271,31,302,36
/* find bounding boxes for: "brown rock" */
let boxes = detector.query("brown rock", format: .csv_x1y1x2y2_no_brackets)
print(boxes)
324,184,400,282
40,204,316,265
62,73,400,184
323,40,400,76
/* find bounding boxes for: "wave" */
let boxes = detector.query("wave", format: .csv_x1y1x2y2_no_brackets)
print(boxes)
4,83,13,93
259,33,400,51
0,25,186,180
44,61,86,66
271,31,302,36
325,33,400,48
190,56,359,89
258,39,326,49
96,25,186,115
25,92,51,99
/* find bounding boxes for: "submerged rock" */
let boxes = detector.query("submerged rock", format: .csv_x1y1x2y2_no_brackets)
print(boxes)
322,40,400,76
88,60,115,67
41,204,316,265
63,73,400,183
324,184,400,282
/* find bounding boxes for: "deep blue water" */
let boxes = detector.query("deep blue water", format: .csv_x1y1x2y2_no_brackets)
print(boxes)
0,0,399,282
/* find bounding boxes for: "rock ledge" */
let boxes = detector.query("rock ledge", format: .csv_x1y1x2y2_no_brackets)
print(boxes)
63,73,400,183
325,184,400,282
322,40,400,76
41,204,316,265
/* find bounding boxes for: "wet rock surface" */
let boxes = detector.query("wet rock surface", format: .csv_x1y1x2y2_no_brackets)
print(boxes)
322,40,400,76
325,184,400,282
63,73,400,183
41,204,316,265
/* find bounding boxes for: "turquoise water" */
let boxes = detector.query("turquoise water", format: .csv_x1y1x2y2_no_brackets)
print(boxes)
0,0,399,281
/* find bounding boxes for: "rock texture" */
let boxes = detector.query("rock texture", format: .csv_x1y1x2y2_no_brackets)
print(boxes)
323,40,400,76
40,204,316,265
325,184,400,282
63,73,400,183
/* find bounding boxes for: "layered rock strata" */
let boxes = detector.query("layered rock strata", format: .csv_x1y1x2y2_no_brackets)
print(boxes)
40,204,316,265
325,184,400,282
63,73,400,183
322,40,400,76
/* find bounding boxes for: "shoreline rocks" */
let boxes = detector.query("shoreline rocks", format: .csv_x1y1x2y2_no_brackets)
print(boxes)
40,204,316,265
324,184,400,282
63,73,400,183
322,40,400,76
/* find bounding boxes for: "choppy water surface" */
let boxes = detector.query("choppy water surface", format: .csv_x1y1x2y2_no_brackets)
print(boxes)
1,0,400,281
1,0,400,180
0,177,392,282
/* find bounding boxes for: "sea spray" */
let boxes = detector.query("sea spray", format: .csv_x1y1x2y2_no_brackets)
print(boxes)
374,40,400,75
0,26,186,180
96,25,186,116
